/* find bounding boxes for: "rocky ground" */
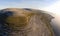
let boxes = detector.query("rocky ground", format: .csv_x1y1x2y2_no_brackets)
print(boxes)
0,8,55,36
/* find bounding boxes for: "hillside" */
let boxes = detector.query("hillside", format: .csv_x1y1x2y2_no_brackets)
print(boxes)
0,8,55,36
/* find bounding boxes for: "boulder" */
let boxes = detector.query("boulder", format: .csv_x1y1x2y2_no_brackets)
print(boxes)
0,8,55,36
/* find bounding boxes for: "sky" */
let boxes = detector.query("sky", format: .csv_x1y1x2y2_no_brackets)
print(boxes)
0,0,58,9
42,0,60,15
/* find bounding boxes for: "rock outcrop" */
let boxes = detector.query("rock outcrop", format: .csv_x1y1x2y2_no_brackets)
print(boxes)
0,8,55,36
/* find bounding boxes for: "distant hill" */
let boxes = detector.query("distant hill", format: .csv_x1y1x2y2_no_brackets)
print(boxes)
0,8,55,36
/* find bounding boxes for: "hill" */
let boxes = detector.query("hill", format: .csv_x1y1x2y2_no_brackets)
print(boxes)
0,8,55,36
